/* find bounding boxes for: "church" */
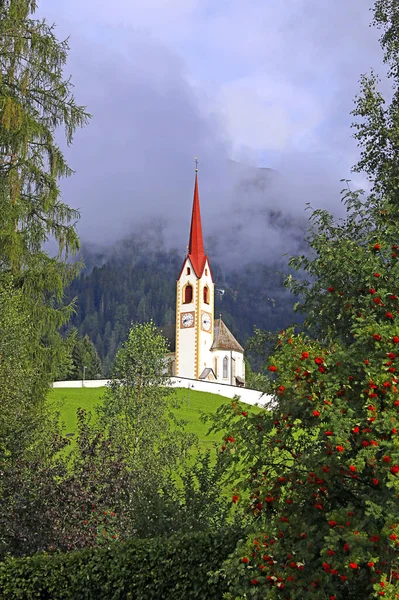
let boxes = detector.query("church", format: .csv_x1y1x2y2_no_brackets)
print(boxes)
169,166,245,387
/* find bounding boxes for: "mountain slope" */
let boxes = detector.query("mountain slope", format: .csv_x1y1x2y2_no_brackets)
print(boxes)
66,237,297,374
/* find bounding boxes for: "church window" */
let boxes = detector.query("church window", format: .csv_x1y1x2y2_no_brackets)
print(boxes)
186,267,191,275
214,357,218,377
184,284,193,304
203,286,209,304
205,268,208,275
223,356,228,379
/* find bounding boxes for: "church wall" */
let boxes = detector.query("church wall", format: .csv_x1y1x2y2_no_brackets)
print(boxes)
211,349,245,384
233,351,245,381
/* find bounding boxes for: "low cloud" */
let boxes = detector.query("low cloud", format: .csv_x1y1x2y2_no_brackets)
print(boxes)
36,0,385,265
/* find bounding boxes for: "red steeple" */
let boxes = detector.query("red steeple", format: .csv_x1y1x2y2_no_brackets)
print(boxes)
187,171,207,277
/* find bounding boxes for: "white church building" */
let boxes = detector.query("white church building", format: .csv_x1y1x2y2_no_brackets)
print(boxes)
169,167,245,387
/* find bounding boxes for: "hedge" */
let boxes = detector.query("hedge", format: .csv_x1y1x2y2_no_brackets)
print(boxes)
0,527,243,599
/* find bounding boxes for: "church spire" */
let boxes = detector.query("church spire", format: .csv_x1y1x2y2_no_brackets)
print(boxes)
188,161,206,278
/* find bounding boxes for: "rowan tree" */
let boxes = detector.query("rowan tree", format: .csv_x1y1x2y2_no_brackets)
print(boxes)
217,2,399,598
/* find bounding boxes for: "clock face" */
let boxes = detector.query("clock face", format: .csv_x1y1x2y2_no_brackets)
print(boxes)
201,311,212,331
181,312,194,328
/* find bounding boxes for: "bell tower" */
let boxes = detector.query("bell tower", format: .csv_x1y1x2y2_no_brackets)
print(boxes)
175,162,214,379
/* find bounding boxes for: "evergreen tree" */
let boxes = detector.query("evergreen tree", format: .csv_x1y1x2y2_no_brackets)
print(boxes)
0,0,90,377
67,331,103,380
0,1,90,557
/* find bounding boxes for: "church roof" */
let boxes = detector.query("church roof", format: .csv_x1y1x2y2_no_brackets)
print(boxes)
211,319,244,353
187,172,208,278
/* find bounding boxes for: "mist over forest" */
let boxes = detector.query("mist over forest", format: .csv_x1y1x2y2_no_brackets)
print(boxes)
67,162,310,372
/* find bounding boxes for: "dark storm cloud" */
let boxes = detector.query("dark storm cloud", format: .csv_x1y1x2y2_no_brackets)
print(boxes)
55,34,230,251
35,0,388,265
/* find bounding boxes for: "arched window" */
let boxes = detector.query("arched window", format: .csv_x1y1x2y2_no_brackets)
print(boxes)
184,284,193,304
205,268,208,276
203,286,209,304
186,267,191,275
214,357,218,378
223,356,228,379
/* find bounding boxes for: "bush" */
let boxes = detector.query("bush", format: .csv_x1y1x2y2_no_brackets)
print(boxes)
0,528,243,599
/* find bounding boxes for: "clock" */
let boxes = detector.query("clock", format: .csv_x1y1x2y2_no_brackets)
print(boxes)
181,312,194,328
201,311,212,331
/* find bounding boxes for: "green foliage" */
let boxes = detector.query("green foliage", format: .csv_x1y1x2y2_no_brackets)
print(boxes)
0,528,244,600
0,427,71,559
58,405,240,545
67,246,183,372
172,448,244,532
0,0,89,268
245,329,282,392
67,330,103,380
0,1,94,560
0,275,71,557
3,390,234,559
99,321,188,475
214,327,399,598
0,260,242,560
60,322,234,541
0,0,90,378
0,278,72,557
353,1,399,196
209,3,399,598
110,320,170,383
0,276,48,459
52,330,103,381
51,330,76,382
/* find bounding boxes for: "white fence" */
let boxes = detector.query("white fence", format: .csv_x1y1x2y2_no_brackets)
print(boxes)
169,377,271,406
52,379,110,389
52,377,272,407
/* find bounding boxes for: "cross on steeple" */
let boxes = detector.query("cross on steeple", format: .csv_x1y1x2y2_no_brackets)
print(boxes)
194,156,199,172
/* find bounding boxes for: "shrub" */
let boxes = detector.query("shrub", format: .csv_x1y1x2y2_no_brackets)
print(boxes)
0,528,243,599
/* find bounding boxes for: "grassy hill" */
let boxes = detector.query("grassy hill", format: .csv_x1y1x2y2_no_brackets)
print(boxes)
48,387,236,451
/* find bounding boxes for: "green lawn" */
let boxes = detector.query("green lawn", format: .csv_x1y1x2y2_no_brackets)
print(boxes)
47,387,234,450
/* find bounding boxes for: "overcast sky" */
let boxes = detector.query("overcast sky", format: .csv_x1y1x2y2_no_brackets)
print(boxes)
36,0,385,262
